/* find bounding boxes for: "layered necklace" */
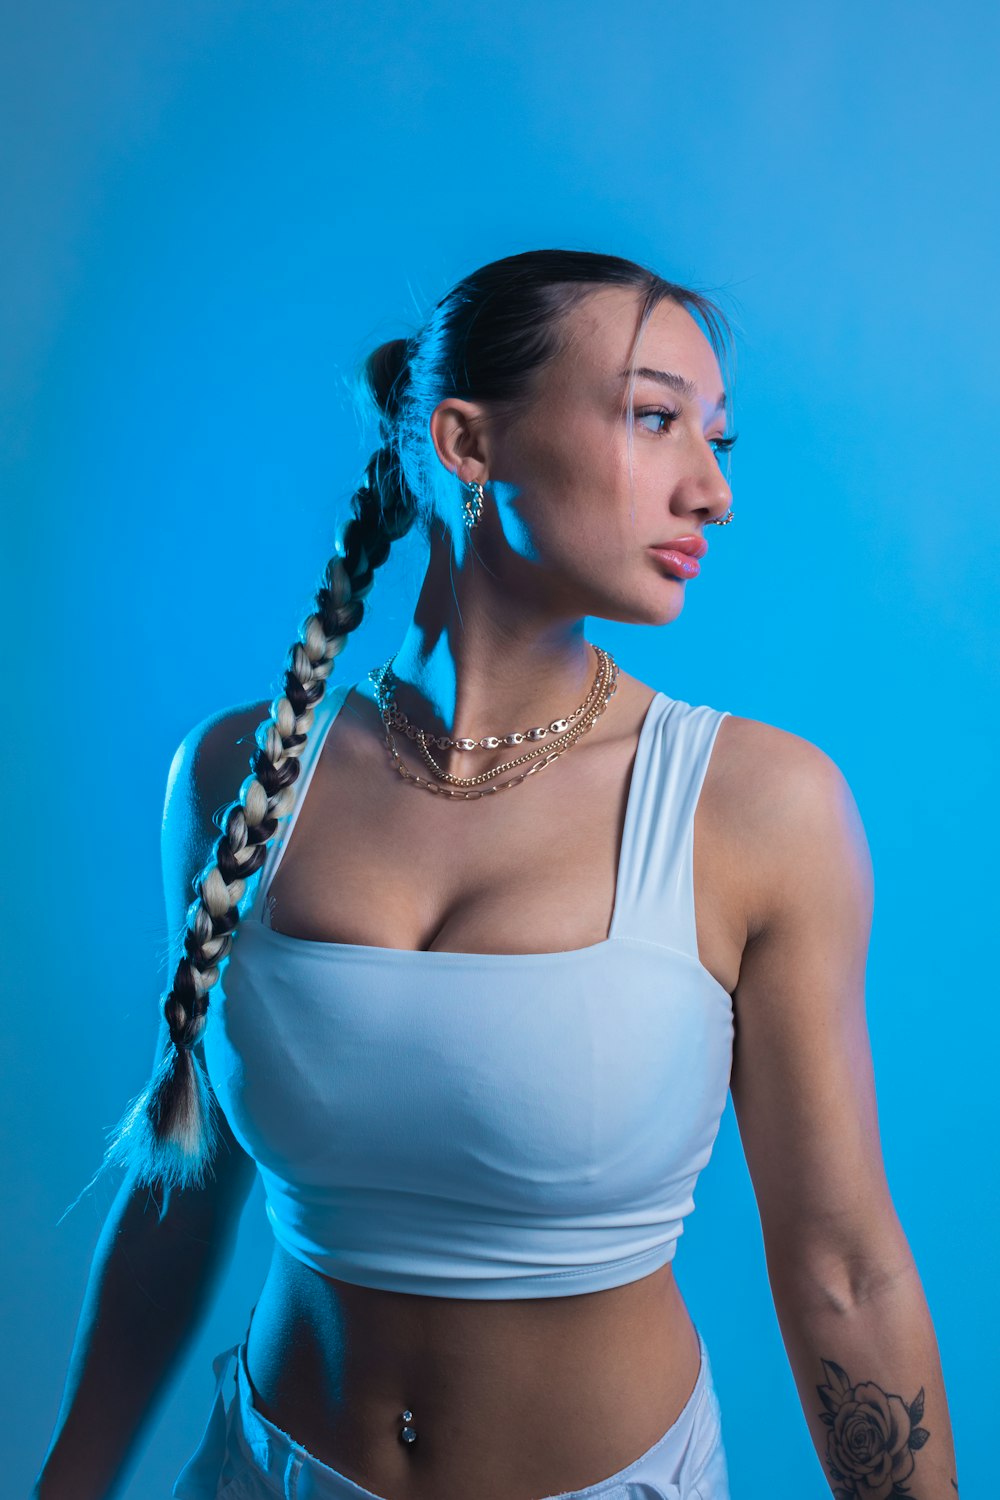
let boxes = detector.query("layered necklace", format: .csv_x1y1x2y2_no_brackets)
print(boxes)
367,644,620,799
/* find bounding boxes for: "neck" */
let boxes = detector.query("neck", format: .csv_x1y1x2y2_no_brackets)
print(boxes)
367,535,599,742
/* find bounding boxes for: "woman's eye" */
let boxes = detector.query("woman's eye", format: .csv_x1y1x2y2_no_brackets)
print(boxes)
636,406,681,434
710,434,739,478
635,408,740,470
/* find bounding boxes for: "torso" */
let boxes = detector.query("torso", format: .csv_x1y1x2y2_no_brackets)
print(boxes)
239,669,757,1500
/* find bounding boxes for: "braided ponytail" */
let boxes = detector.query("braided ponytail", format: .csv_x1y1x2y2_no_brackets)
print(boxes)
103,431,417,1190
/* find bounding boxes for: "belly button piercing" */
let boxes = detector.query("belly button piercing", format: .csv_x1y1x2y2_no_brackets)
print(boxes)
399,1409,417,1446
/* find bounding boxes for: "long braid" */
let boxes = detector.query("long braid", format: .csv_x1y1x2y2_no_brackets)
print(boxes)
103,443,416,1190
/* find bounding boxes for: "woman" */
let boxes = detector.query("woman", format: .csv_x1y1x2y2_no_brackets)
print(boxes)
35,249,958,1500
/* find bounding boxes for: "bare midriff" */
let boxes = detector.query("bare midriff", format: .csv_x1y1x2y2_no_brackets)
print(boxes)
244,1244,703,1500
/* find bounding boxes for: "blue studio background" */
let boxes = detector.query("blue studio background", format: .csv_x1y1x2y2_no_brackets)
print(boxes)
4,3,996,1496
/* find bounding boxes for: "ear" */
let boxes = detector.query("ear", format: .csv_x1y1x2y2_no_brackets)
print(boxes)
428,396,492,485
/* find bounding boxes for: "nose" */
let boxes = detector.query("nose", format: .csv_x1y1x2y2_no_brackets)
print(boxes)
684,451,732,526
708,481,733,524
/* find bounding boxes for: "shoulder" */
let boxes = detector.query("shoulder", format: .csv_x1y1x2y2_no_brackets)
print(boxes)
711,709,845,798
161,697,274,939
708,711,873,944
164,697,275,844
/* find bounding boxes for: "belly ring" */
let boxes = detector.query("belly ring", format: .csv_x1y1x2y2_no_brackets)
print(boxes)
399,1408,417,1445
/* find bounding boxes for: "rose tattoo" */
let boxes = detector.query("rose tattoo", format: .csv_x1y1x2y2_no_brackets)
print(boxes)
816,1358,929,1500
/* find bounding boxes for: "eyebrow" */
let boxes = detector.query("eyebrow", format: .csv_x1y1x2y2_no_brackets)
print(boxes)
623,366,727,413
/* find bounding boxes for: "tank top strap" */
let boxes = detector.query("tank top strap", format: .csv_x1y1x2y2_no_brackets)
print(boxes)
242,679,354,925
611,694,732,962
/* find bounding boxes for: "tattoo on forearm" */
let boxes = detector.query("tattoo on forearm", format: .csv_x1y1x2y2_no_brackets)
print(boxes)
816,1358,930,1499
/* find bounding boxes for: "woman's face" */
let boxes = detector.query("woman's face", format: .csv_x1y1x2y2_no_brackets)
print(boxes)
455,285,734,627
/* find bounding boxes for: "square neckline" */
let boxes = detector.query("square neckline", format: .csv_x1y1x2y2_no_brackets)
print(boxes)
250,679,669,963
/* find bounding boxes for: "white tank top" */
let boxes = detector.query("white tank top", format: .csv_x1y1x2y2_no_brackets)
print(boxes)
204,679,734,1297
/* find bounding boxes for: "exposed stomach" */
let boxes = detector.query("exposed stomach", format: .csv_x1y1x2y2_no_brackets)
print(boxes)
244,1240,702,1500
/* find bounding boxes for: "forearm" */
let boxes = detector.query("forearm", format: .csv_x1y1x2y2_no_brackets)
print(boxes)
771,1256,959,1498
33,1173,239,1500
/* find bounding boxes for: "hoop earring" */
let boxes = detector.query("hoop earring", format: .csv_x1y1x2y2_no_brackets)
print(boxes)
709,507,734,525
462,479,485,530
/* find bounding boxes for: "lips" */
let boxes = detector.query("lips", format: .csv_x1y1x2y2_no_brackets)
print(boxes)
650,534,708,559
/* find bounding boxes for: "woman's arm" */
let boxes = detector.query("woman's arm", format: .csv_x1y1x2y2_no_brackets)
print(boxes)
32,1103,256,1500
729,726,959,1498
33,703,267,1500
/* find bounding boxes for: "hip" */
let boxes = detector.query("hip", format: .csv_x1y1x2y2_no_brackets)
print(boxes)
171,1323,730,1500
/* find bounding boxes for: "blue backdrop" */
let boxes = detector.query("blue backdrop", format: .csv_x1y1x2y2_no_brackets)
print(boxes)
4,3,996,1496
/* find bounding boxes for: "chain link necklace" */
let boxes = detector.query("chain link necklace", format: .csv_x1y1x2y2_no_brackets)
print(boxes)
367,644,620,798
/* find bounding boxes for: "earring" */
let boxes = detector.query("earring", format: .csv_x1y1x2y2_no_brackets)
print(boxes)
462,479,485,530
709,507,734,525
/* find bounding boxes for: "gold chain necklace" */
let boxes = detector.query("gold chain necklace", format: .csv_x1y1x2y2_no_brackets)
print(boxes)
367,645,620,798
412,649,616,787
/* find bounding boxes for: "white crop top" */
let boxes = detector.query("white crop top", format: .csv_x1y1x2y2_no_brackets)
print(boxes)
204,679,734,1298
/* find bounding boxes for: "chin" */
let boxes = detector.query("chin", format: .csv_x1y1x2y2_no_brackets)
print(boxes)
590,590,683,629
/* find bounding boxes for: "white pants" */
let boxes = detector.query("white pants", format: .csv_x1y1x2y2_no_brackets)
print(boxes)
172,1327,731,1500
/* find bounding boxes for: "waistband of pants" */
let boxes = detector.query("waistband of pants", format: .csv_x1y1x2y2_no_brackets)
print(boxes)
227,1327,721,1500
